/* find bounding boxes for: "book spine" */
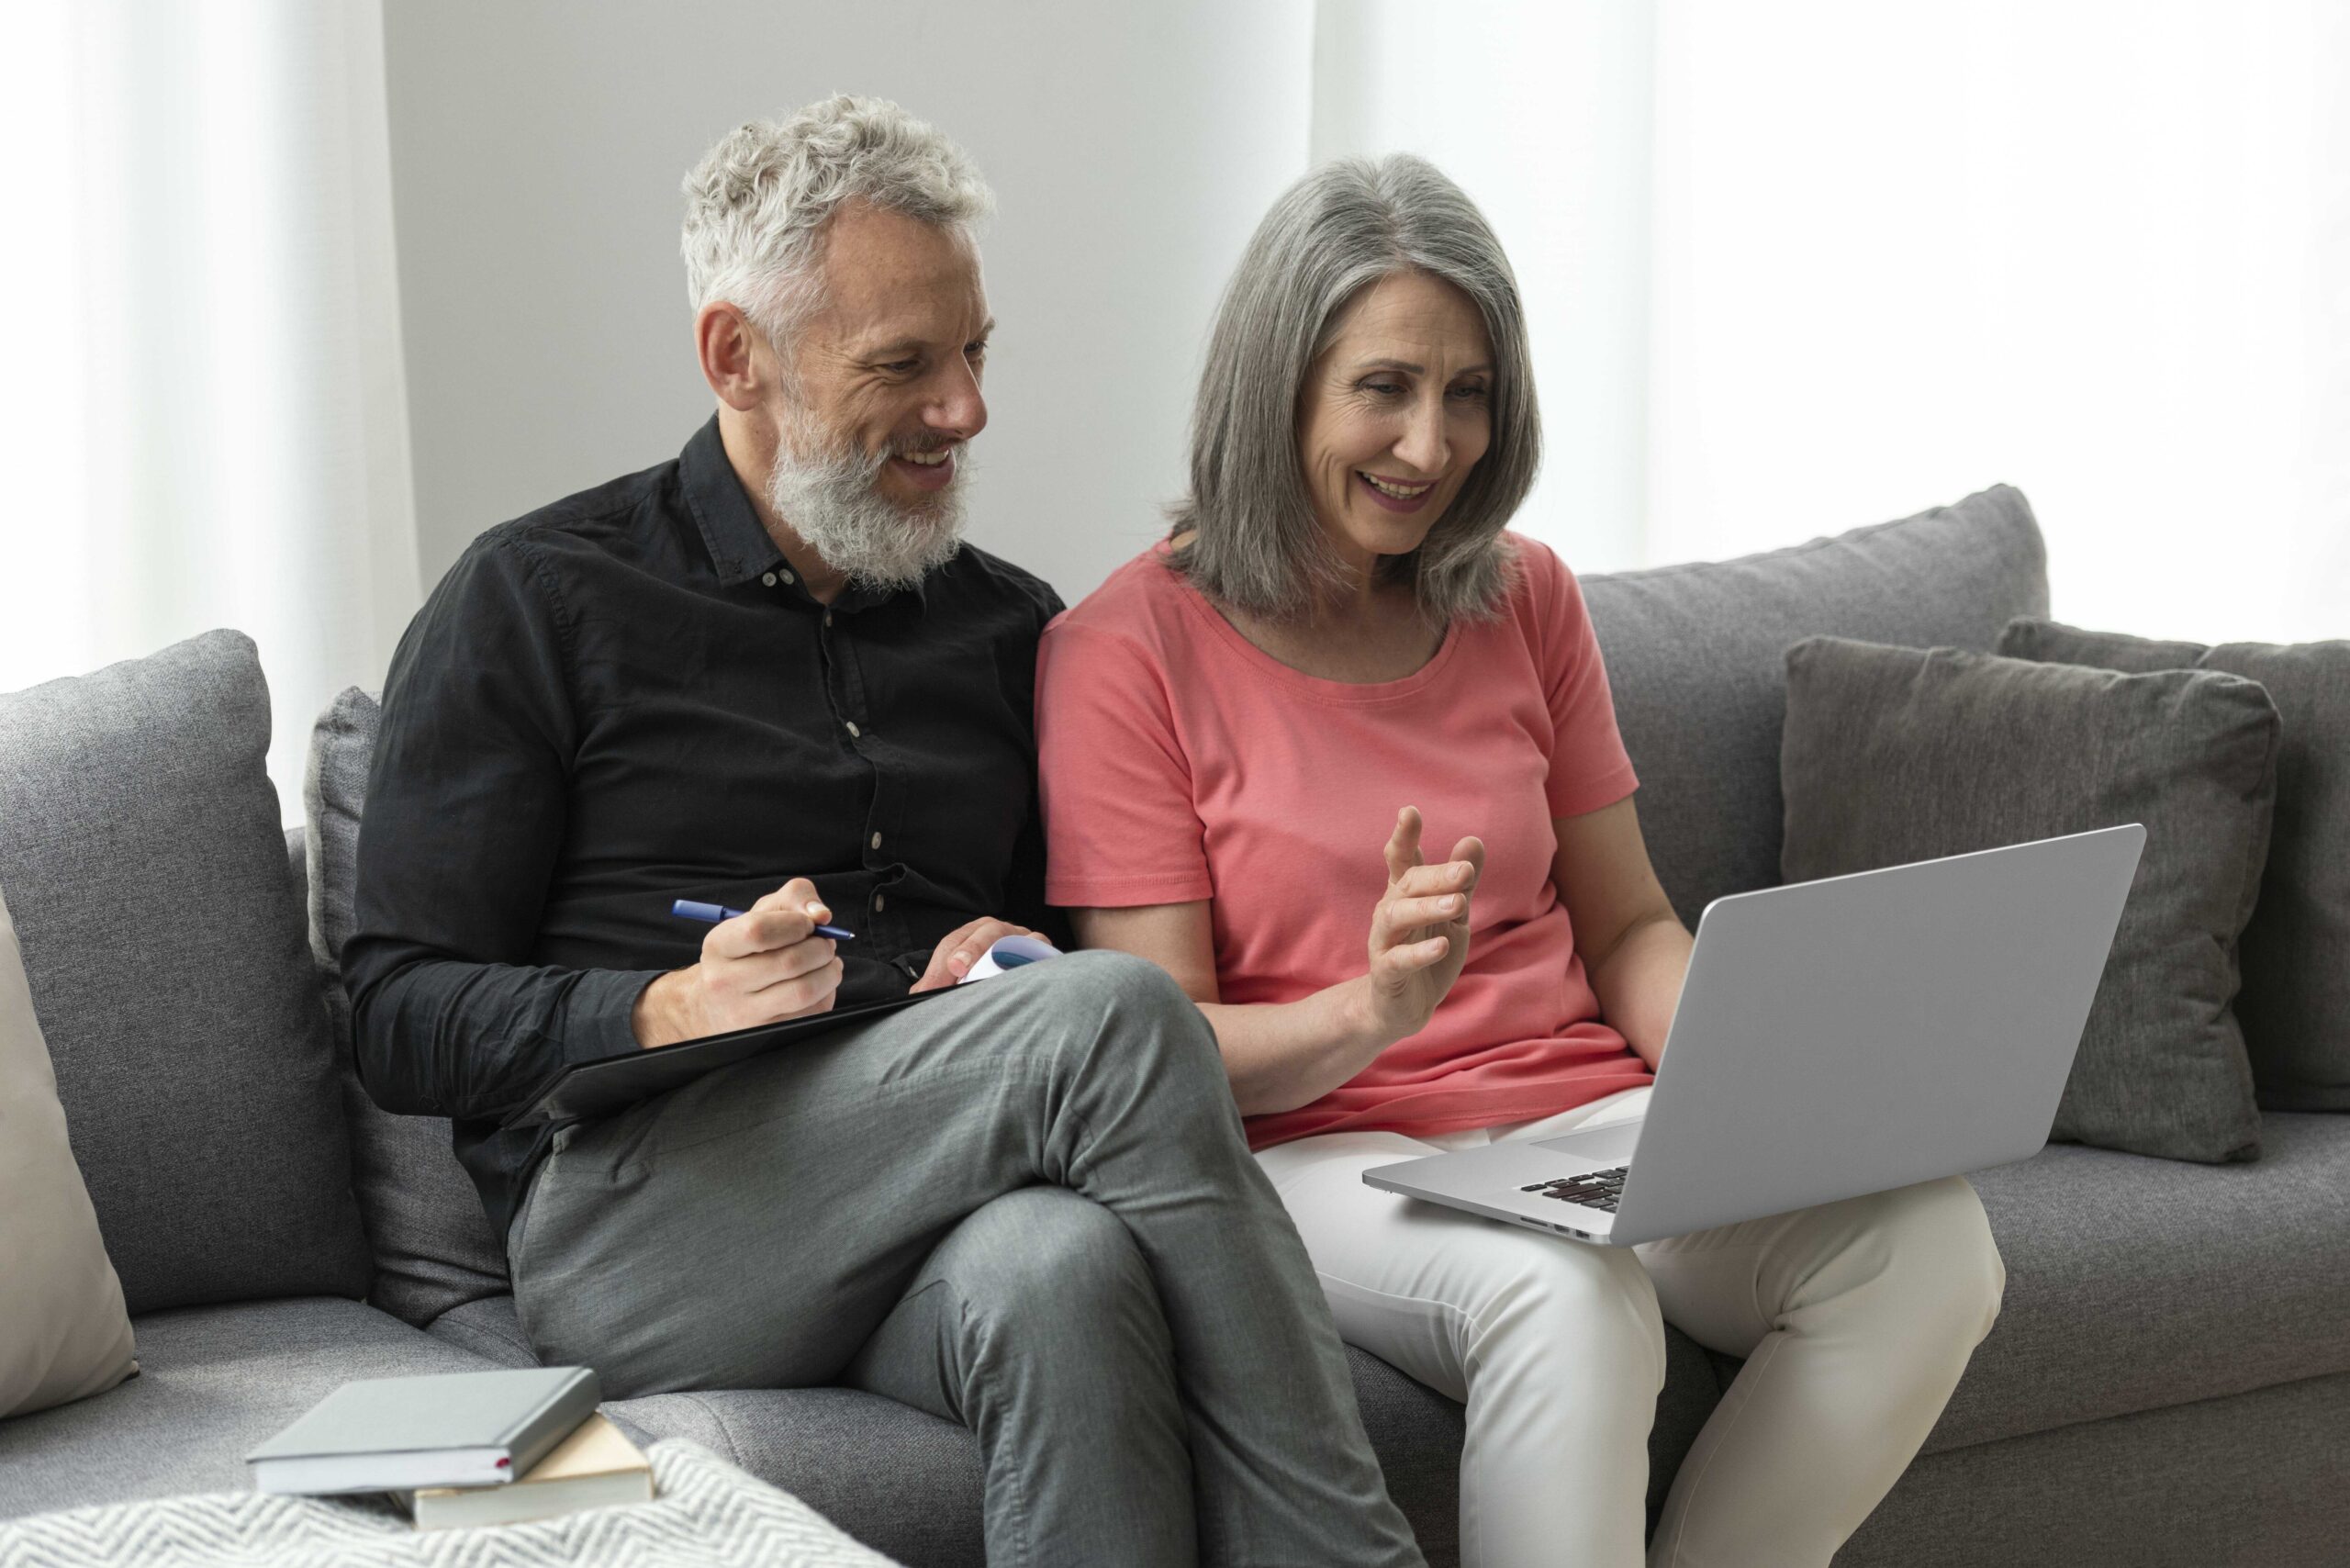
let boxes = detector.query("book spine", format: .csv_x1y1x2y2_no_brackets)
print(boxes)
501,1370,603,1479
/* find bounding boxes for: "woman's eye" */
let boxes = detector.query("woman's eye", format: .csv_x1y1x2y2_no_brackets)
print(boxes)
1450,384,1491,401
1361,380,1405,397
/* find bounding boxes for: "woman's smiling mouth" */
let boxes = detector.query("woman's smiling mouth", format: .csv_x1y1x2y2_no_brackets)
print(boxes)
1358,470,1438,511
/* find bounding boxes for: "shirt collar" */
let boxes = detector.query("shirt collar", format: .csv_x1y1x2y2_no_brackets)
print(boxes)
678,415,928,611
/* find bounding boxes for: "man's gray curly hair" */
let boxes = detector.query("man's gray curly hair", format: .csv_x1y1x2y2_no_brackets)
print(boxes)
680,95,993,348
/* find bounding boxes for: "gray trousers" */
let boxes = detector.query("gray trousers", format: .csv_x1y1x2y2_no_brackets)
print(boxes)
508,951,1425,1568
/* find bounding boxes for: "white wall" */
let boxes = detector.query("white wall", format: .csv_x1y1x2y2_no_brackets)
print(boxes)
384,0,1315,603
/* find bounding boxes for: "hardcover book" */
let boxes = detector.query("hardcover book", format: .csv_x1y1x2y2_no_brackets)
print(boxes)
245,1366,599,1495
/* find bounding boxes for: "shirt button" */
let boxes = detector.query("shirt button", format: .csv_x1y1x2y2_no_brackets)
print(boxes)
760,571,777,588
845,721,861,738
870,832,882,850
822,611,833,628
779,569,796,585
874,893,887,913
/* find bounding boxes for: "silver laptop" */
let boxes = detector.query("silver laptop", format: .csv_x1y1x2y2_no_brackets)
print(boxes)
1364,825,2144,1246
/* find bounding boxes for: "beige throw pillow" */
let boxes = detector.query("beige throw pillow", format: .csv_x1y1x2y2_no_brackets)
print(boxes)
0,882,137,1417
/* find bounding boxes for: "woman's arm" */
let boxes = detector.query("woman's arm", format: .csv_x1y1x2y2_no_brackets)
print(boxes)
1073,807,1483,1117
1071,903,1388,1116
1551,795,1693,1069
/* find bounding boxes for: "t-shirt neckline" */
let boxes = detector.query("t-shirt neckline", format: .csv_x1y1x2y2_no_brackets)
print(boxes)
1151,543,1464,706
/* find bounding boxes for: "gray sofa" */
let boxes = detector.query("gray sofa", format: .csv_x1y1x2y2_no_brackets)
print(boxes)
4,487,2345,1564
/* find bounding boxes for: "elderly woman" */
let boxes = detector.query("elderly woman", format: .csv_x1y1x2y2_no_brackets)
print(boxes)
1035,155,2007,1568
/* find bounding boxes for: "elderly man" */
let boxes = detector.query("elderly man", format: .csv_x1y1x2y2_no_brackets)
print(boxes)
344,97,1424,1567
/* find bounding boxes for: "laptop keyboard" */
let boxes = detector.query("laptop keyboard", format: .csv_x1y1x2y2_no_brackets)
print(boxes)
1520,1166,1627,1213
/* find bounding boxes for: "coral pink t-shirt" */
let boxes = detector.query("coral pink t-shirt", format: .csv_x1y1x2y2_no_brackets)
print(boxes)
1035,533,1653,1150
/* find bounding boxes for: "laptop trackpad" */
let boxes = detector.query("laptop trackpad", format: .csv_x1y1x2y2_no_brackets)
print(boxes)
1531,1120,1644,1167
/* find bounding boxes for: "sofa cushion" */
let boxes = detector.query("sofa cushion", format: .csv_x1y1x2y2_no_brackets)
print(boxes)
0,882,139,1417
0,1297,498,1518
442,1289,1718,1567
1998,621,2350,1111
1848,1368,2350,1568
1780,636,2272,1163
1918,1113,2350,1454
0,632,371,1313
425,1294,539,1370
305,687,510,1327
1579,485,2048,927
408,1282,1720,1568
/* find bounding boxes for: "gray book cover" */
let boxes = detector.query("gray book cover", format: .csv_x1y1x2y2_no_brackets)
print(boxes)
247,1366,599,1473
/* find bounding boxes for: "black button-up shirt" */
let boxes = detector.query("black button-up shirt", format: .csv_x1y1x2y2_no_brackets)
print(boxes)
344,417,1066,1238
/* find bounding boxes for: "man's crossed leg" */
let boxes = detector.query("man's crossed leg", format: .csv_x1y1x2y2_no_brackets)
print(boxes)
509,951,1425,1568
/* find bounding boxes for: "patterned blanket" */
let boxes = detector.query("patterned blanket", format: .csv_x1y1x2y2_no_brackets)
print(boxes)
0,1440,899,1568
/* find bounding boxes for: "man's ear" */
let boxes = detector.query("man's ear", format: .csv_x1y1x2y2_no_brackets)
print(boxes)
695,302,767,411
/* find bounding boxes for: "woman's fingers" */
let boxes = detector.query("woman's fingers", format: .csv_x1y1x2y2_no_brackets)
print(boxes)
1383,806,1424,885
1374,934,1453,975
1390,860,1477,902
1375,893,1466,941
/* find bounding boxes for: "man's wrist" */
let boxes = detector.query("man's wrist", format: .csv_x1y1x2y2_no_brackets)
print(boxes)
631,968,698,1049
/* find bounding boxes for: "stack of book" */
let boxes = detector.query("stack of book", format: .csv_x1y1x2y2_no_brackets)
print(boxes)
245,1366,655,1530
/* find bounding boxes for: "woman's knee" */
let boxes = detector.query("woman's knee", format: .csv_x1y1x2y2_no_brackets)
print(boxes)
1870,1175,2007,1345
1471,1236,1668,1398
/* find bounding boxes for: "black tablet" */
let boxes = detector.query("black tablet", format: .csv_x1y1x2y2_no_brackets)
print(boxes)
502,987,958,1128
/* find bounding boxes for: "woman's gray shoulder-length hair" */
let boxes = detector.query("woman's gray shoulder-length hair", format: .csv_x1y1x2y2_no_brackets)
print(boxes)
1168,154,1539,623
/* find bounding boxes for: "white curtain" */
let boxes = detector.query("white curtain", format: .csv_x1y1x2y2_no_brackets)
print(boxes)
0,0,420,818
1314,0,2350,644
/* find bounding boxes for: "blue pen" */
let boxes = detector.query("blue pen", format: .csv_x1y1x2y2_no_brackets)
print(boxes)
672,899,855,941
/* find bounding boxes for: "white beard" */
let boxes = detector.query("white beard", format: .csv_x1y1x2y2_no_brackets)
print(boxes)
764,410,969,592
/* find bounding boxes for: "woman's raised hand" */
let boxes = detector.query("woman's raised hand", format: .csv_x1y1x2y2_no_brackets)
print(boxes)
1361,806,1483,1046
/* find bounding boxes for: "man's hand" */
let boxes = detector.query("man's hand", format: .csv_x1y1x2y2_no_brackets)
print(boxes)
910,916,1045,992
632,878,843,1048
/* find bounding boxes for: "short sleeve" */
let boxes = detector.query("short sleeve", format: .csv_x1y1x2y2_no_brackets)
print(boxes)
1521,542,1640,818
1035,618,1215,908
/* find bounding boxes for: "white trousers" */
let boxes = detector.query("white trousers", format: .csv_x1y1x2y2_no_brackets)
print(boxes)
1255,1088,2007,1568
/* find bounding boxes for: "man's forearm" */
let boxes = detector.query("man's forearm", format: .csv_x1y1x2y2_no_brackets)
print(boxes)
348,948,665,1120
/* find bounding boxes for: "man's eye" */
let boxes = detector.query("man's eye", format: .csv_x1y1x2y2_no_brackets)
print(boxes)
965,342,989,359
882,359,920,375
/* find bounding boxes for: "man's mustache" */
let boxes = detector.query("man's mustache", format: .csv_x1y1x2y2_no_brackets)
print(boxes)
889,436,963,459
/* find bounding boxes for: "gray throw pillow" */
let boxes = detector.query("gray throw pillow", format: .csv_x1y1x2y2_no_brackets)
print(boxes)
1582,484,2049,928
0,882,138,1417
1780,635,2277,1163
0,631,373,1310
1999,620,2350,1111
305,687,511,1327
